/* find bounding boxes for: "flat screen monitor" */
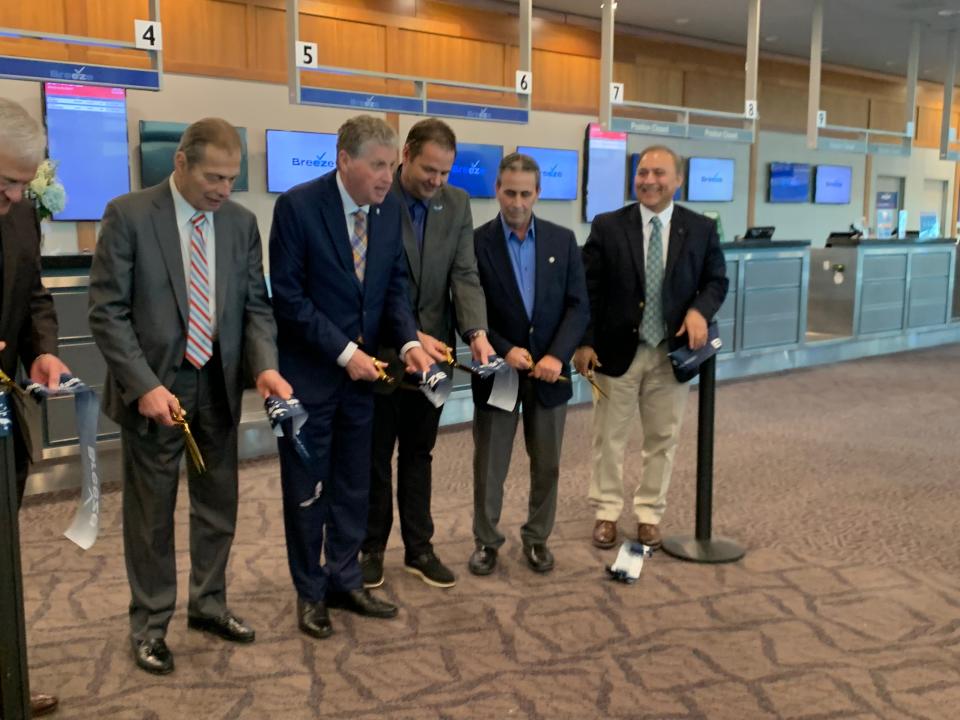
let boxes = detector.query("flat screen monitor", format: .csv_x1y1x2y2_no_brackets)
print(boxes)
628,152,682,201
447,143,501,198
814,164,853,204
743,226,775,240
43,83,130,221
516,146,578,200
139,121,249,191
686,157,735,202
768,162,811,203
583,124,627,222
266,129,337,193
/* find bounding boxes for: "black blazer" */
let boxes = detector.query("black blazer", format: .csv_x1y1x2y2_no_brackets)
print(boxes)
472,215,589,410
581,203,728,379
0,200,59,380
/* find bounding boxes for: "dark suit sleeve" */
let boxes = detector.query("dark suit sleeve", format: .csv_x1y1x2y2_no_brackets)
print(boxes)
381,215,419,352
89,200,165,404
17,211,58,370
545,230,590,363
473,227,513,357
579,216,607,348
269,193,356,363
688,219,728,321
448,199,487,338
241,219,278,378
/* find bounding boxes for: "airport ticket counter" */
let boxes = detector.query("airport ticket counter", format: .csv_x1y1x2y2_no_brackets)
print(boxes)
807,238,957,338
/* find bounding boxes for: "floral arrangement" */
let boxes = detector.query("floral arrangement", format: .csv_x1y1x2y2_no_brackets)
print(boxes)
25,159,67,221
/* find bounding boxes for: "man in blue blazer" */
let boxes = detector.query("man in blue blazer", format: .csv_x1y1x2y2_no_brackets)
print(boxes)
269,115,433,639
468,153,589,575
574,145,728,551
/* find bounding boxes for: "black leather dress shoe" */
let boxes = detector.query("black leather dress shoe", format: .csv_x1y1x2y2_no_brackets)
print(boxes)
523,543,555,573
30,691,59,717
132,637,174,675
468,546,497,576
326,588,398,619
298,597,333,639
187,612,256,643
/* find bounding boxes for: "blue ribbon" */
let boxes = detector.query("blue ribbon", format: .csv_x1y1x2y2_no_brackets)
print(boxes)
0,391,12,438
265,395,311,463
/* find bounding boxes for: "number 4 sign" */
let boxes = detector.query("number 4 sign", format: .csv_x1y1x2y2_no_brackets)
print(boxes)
134,20,163,51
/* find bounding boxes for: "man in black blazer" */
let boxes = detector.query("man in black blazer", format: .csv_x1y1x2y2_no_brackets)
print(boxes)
574,145,727,550
362,119,493,590
270,115,433,639
468,153,589,575
0,96,70,717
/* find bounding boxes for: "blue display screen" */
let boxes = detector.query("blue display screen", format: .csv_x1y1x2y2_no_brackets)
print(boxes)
629,152,683,202
448,143,501,198
583,124,627,222
687,157,735,202
769,162,811,203
43,82,130,221
266,129,338,193
814,164,852,204
516,146,578,200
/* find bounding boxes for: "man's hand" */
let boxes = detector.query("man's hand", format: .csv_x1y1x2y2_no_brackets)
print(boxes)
469,332,496,364
417,330,448,363
504,346,533,371
255,369,293,399
573,346,600,376
346,349,384,382
29,353,71,391
403,346,434,377
531,354,562,383
138,385,180,427
676,308,708,349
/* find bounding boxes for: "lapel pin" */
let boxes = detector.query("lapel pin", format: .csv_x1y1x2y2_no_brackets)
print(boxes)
548,256,556,263
375,207,380,215
433,204,443,211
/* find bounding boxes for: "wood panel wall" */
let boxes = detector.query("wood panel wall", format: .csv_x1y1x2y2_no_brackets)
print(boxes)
2,0,960,149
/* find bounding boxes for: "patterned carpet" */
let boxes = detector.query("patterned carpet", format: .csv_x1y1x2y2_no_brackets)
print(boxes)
15,344,960,719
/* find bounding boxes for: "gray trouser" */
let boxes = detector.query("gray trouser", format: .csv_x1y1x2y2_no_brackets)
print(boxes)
472,378,566,549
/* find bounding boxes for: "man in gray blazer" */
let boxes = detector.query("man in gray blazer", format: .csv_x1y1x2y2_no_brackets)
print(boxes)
89,118,292,676
361,119,493,589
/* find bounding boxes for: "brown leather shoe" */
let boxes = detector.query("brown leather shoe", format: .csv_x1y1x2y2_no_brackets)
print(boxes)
592,520,617,549
30,691,59,716
637,522,662,548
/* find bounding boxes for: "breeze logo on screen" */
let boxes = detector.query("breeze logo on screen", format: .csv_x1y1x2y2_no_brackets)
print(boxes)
686,157,735,202
814,165,852,204
516,146,578,201
447,143,502,198
267,129,338,193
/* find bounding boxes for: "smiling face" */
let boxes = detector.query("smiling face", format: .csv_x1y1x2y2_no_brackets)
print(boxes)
338,140,397,206
400,140,455,201
634,149,683,214
173,144,241,212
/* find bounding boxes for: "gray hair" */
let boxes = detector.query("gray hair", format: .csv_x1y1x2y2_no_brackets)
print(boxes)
176,117,242,167
637,144,684,176
337,115,398,157
0,97,45,166
497,152,541,191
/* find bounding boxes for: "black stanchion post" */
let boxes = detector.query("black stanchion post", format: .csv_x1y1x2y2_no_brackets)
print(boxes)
0,393,30,720
661,355,745,563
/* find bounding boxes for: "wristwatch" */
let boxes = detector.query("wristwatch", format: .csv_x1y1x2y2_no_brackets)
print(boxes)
467,329,487,341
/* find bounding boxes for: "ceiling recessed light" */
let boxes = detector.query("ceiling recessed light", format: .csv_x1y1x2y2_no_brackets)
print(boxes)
765,35,779,42
675,17,690,25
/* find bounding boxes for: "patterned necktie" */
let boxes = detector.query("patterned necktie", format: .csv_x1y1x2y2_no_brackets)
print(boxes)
185,211,213,368
640,215,665,347
351,209,367,282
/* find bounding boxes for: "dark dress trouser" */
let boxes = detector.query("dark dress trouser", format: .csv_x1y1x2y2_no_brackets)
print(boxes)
122,349,237,642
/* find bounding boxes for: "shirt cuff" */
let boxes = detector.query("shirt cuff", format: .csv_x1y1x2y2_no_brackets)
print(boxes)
463,328,487,342
399,340,422,361
336,341,359,367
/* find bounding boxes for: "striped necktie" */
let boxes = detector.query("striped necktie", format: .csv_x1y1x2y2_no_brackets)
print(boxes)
351,209,367,283
640,215,665,347
185,211,213,368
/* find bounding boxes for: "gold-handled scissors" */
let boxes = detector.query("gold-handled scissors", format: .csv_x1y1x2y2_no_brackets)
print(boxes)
171,401,206,474
0,368,30,399
582,371,608,400
371,357,394,384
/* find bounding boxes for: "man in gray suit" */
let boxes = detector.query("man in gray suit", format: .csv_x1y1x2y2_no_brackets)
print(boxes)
89,118,292,675
361,119,493,589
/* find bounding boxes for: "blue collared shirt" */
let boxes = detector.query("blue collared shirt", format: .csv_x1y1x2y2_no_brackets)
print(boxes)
500,214,536,319
399,183,428,252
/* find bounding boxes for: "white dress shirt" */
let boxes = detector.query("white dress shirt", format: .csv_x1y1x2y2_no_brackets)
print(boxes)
334,172,420,367
637,202,674,271
169,174,217,338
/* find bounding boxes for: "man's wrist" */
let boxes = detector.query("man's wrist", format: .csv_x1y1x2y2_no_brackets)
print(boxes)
467,329,487,342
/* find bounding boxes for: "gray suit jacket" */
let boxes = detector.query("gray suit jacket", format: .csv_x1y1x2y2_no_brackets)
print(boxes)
379,170,487,381
88,181,278,432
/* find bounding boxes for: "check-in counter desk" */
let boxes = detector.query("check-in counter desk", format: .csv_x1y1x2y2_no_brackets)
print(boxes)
808,239,957,338
718,241,811,352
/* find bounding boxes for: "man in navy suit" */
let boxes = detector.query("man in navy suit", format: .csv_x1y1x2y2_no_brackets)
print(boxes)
468,153,589,576
269,115,433,639
574,145,728,551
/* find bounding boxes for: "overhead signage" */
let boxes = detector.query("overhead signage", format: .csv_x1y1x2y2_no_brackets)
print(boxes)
817,136,867,153
0,55,160,90
298,88,528,123
610,117,753,143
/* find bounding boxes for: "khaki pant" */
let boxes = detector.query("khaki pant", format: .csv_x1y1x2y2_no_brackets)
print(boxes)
588,343,689,525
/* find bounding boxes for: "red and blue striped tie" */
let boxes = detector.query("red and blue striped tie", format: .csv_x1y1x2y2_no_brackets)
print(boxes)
185,211,213,368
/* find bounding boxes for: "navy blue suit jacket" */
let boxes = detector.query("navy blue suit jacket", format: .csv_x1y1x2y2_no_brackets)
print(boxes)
269,170,418,404
472,215,590,410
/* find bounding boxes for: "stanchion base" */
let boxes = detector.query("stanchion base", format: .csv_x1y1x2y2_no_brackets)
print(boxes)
661,535,746,564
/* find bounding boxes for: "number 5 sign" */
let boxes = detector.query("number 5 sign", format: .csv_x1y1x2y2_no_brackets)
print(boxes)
134,20,163,51
296,41,318,68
